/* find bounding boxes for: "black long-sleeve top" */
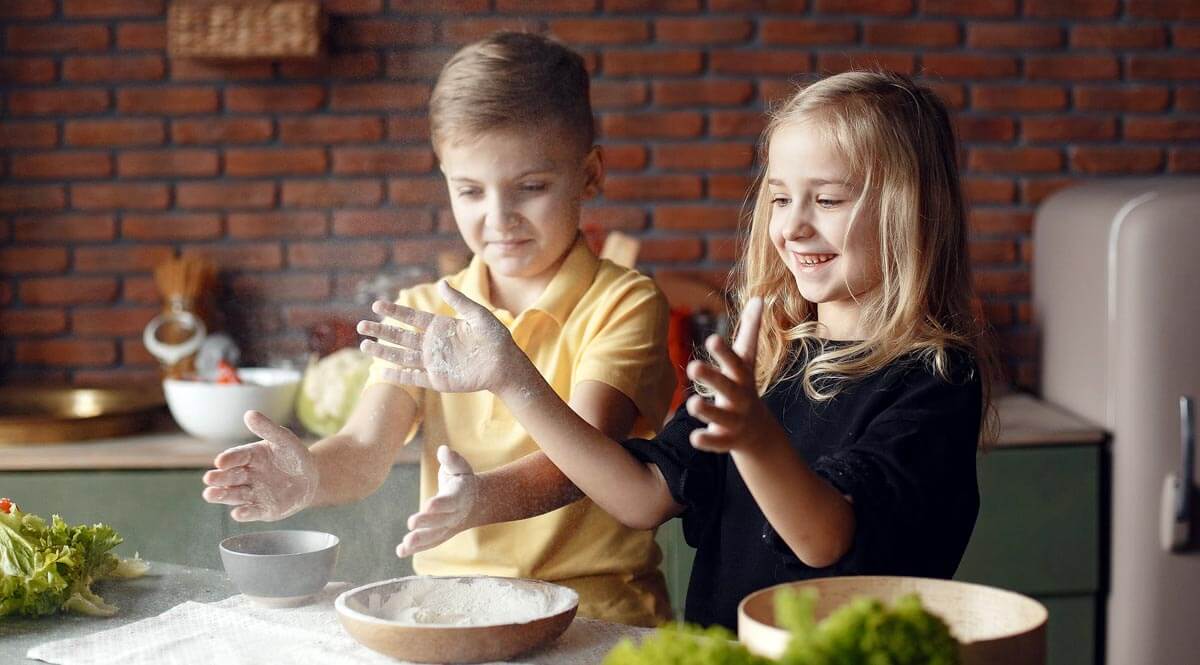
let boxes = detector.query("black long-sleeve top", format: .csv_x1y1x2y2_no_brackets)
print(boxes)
623,344,982,629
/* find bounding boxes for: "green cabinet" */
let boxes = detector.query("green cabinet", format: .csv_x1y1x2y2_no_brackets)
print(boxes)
0,464,421,585
955,444,1103,665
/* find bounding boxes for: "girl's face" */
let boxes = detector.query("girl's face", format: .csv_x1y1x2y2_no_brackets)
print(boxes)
766,120,881,331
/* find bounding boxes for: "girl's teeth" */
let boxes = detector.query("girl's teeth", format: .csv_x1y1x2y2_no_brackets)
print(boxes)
799,254,835,265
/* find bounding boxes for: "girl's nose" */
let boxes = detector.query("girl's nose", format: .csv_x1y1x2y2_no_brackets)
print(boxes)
781,208,816,241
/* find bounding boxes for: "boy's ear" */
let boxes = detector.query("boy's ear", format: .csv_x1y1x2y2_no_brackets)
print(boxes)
582,146,605,200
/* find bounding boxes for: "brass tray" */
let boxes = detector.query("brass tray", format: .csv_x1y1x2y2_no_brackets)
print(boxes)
0,386,166,445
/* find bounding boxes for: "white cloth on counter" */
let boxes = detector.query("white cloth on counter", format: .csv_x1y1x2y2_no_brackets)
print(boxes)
26,583,650,665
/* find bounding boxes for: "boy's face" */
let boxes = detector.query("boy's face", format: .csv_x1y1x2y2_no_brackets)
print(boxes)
766,120,881,311
438,127,602,290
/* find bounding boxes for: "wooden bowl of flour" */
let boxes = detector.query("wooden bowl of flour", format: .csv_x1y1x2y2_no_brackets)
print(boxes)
335,575,579,663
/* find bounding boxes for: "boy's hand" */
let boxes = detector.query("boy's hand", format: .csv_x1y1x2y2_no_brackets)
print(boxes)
201,410,319,522
358,281,520,394
395,445,479,558
685,297,776,454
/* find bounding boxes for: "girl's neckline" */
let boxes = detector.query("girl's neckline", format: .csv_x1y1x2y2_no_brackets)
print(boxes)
814,338,864,346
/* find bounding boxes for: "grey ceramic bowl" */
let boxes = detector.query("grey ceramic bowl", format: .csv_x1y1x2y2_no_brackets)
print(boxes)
219,530,339,607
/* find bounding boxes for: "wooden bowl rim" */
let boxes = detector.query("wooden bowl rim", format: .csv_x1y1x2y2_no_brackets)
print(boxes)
737,575,1048,644
335,575,580,630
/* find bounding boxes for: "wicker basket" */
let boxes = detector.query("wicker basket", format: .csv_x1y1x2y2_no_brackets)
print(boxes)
168,0,322,59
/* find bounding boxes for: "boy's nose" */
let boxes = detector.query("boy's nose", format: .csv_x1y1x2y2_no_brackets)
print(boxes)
484,196,518,229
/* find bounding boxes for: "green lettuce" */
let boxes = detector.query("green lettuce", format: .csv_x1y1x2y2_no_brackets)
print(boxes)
605,621,773,665
603,588,959,665
0,503,148,618
776,589,960,665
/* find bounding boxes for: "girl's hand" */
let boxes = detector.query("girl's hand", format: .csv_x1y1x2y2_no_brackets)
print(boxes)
395,445,479,558
685,297,771,454
357,280,520,394
202,411,319,522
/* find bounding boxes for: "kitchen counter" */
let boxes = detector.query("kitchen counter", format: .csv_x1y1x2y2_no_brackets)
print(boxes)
0,423,423,471
0,562,232,662
988,391,1105,447
4,561,647,665
0,392,1102,471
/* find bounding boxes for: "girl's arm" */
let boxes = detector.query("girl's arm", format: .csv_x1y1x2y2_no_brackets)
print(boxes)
681,298,855,568
358,281,680,555
495,368,682,530
461,381,642,526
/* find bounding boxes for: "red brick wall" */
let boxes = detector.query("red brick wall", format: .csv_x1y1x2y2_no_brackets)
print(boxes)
2,0,1198,388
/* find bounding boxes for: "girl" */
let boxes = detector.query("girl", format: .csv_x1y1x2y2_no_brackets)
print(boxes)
359,71,994,630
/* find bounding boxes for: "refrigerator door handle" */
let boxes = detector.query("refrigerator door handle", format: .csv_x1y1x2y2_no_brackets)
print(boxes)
1161,395,1197,553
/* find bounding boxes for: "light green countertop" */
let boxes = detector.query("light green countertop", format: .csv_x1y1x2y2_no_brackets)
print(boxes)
0,392,1103,472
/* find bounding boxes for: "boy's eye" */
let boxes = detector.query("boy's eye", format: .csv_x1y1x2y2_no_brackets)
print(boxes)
519,182,548,193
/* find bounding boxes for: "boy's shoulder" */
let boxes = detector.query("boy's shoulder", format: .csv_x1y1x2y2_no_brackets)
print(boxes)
580,258,668,313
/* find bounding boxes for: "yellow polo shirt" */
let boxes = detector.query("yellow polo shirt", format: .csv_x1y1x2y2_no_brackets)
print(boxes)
366,236,676,626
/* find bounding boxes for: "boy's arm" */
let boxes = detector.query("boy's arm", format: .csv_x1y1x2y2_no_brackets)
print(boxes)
202,381,417,520
307,382,418,506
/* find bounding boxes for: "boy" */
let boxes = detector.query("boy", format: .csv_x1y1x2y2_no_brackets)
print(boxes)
201,32,676,626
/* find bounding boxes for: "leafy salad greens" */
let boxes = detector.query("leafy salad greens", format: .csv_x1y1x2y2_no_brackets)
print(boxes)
0,498,149,618
604,587,960,665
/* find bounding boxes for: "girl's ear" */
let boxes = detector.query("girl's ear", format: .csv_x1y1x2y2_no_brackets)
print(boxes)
582,146,605,200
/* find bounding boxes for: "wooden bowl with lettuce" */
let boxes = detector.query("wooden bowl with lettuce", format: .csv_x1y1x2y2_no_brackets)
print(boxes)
603,576,1045,665
739,576,1047,665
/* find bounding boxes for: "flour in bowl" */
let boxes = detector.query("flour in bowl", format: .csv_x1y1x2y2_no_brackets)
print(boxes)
361,576,576,627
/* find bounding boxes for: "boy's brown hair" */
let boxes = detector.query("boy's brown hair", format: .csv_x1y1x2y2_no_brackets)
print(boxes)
429,31,594,156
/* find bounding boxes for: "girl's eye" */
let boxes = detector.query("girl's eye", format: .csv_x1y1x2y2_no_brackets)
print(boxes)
456,188,482,198
816,197,842,209
771,196,791,208
519,182,548,193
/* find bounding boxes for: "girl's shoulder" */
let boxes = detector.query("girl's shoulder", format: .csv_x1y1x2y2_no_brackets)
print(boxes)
902,343,979,383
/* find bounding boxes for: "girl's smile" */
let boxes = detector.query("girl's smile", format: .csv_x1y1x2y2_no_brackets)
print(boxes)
789,252,839,271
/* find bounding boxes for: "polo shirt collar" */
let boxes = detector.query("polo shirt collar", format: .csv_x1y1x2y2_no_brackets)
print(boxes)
455,233,600,327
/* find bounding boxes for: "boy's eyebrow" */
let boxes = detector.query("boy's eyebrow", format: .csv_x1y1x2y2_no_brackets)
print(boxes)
446,167,558,183
767,177,847,187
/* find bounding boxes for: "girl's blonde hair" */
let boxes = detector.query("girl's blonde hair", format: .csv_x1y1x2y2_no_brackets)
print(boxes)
732,71,996,442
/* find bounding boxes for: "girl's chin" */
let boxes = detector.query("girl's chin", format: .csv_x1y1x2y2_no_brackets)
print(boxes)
790,277,839,304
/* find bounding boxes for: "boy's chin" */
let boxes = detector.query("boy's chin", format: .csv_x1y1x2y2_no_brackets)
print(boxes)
482,254,551,280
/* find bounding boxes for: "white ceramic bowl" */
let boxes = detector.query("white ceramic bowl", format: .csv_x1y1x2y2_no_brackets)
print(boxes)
219,530,339,608
335,576,578,663
164,367,301,442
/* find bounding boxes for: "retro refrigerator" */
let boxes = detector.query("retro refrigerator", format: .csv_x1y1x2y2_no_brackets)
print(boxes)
1033,178,1200,664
